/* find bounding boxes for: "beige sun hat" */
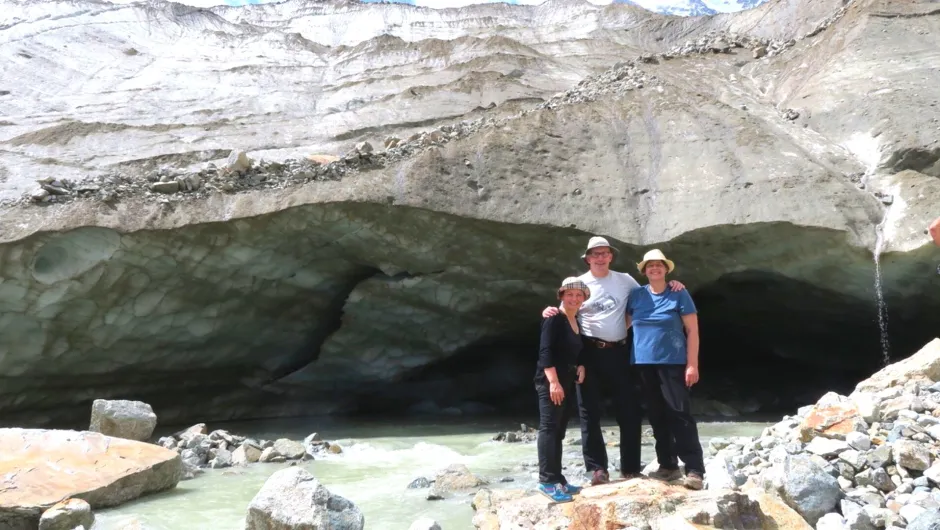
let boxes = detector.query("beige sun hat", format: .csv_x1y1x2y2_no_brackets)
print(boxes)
557,276,591,300
637,249,675,274
580,236,619,261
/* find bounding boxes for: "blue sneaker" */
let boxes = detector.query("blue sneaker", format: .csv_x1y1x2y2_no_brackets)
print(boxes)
537,483,573,503
560,483,582,495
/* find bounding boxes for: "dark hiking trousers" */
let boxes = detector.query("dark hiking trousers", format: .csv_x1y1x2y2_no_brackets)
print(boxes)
636,364,705,475
576,343,643,474
535,368,577,484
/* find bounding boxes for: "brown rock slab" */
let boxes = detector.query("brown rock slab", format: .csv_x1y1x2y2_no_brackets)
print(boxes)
798,402,866,442
0,428,182,530
472,478,810,530
306,154,340,165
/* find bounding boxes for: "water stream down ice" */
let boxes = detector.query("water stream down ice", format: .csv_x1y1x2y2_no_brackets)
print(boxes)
873,218,891,366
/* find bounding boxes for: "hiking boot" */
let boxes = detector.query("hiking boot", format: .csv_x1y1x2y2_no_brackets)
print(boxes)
537,483,574,503
620,471,643,480
684,472,704,490
560,483,582,495
648,467,683,482
590,469,610,486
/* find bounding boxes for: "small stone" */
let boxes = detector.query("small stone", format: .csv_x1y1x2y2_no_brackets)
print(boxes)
806,437,850,457
150,181,180,194
39,498,95,530
426,490,444,501
847,432,872,451
209,448,233,469
407,477,432,489
894,440,931,471
856,467,896,492
226,150,251,173
408,518,442,530
815,512,846,530
908,510,940,530
900,504,928,526
259,447,284,463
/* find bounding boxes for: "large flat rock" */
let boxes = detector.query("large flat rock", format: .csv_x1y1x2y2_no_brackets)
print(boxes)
0,429,182,530
472,478,811,529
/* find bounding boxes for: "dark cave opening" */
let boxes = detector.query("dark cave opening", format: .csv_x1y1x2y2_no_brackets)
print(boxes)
346,268,937,422
6,206,938,431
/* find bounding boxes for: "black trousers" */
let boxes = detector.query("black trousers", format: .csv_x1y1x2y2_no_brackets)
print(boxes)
576,343,643,474
636,364,705,475
535,368,577,484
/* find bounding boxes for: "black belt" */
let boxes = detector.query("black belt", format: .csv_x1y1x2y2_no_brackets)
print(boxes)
584,337,627,349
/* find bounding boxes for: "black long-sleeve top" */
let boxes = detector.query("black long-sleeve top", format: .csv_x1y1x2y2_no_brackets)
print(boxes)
536,313,583,375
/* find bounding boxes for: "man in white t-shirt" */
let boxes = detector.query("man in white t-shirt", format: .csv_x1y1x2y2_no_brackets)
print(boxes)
543,236,685,485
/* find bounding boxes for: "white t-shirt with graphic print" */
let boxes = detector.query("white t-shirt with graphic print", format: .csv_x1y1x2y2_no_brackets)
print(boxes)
577,270,641,342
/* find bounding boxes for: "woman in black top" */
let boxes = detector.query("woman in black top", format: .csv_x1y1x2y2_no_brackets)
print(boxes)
534,276,589,503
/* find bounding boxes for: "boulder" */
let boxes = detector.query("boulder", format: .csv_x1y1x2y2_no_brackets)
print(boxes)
798,399,867,442
37,499,94,530
232,444,262,466
908,510,940,530
245,467,364,530
893,440,931,471
88,399,157,441
777,455,842,525
272,439,306,460
427,464,487,499
0,429,181,529
471,478,809,530
854,339,940,394
208,448,233,469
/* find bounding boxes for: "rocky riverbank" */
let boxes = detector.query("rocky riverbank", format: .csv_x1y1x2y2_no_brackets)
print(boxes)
5,338,940,529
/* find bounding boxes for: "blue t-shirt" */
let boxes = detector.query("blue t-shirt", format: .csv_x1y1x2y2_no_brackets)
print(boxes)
626,285,697,365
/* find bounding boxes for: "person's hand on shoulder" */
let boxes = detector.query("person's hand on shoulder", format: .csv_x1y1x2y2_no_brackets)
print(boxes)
542,306,560,318
668,280,686,291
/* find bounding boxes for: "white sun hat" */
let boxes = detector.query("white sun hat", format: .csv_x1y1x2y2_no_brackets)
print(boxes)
637,249,675,274
580,236,619,260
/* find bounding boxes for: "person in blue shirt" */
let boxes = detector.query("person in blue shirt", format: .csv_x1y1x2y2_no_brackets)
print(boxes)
625,249,705,490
